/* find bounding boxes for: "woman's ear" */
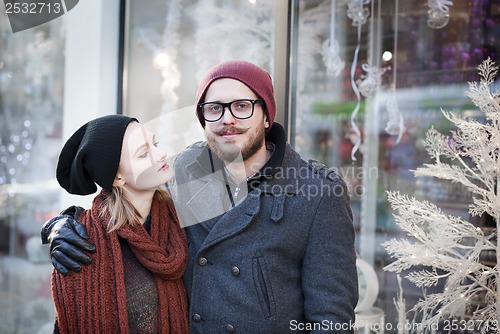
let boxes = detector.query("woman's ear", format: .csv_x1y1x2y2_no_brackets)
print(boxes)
113,174,125,187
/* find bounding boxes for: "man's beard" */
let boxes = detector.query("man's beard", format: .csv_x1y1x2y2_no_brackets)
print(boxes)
206,123,266,163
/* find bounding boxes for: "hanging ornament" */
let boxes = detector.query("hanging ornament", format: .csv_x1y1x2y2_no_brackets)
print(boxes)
356,63,388,98
321,0,344,76
385,92,405,143
346,0,371,160
385,0,405,143
427,0,453,29
346,0,370,27
322,39,344,77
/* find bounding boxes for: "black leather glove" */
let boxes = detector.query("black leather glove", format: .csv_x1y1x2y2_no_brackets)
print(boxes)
41,206,96,275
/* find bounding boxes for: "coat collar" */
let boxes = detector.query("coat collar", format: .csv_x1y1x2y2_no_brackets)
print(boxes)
179,123,301,226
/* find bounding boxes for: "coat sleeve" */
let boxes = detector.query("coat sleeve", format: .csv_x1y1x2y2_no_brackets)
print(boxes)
301,176,358,333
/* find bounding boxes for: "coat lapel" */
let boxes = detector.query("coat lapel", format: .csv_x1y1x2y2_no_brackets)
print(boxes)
184,171,233,224
200,188,262,250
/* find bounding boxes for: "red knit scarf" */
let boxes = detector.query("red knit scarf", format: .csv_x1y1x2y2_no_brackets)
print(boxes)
52,191,189,333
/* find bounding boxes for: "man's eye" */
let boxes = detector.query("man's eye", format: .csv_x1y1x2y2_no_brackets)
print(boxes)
210,104,222,112
235,102,250,110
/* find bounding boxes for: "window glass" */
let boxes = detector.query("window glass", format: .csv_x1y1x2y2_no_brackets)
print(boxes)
291,0,499,326
0,12,65,334
123,0,277,159
124,0,276,121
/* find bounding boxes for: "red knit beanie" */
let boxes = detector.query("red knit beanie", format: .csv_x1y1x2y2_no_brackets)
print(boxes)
196,60,276,128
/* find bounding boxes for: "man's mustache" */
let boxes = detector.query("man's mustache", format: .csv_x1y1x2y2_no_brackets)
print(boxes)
214,126,249,136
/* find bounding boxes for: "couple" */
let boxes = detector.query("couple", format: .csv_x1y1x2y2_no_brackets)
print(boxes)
44,60,358,333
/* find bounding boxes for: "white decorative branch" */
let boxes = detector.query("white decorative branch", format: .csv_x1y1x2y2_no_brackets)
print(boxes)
384,58,499,333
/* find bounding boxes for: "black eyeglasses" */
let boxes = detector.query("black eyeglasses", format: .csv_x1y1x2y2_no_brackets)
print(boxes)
198,99,263,122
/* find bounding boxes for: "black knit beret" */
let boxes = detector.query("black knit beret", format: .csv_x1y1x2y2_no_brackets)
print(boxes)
56,114,138,195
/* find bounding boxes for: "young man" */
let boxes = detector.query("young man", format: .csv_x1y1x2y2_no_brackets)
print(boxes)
42,60,358,333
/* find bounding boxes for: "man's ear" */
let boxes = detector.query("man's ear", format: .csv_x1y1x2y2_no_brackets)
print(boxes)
264,116,270,128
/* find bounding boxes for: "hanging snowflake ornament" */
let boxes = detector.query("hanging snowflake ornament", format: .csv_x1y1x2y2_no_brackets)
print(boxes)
346,0,371,160
383,58,500,333
385,91,405,143
346,0,371,27
427,0,453,29
321,39,344,76
356,63,388,98
321,0,344,76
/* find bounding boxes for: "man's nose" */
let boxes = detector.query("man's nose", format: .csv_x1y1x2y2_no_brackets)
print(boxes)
221,106,236,124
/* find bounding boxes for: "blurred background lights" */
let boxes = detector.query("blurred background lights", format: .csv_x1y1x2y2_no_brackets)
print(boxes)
153,51,169,69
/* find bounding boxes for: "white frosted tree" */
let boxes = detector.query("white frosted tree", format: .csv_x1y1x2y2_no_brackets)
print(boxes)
383,58,499,333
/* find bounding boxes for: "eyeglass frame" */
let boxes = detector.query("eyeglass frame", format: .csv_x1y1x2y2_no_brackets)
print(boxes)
198,99,263,122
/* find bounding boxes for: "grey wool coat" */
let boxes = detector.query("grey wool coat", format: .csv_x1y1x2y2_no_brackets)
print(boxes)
171,124,358,334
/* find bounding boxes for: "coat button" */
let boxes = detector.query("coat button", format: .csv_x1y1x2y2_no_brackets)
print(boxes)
192,313,202,322
198,257,208,266
231,266,240,276
225,324,235,333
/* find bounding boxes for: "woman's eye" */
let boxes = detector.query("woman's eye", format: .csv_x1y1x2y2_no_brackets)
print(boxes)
138,150,149,158
153,141,159,147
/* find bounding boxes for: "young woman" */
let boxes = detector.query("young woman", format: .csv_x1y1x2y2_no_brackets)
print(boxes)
51,115,188,334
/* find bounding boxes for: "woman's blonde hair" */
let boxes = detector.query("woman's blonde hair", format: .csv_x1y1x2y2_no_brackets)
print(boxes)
100,185,171,232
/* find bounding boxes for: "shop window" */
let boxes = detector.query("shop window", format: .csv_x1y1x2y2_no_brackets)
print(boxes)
0,10,65,334
122,0,278,161
123,0,276,121
290,0,499,330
